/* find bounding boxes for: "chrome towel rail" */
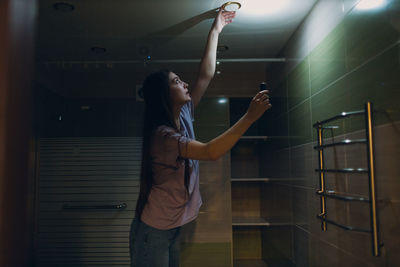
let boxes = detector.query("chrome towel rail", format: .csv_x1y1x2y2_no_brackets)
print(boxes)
313,102,381,257
315,168,368,173
313,139,367,149
316,191,370,202
313,110,365,127
316,214,371,233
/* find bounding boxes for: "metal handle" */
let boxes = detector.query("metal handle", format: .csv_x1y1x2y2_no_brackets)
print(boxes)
63,203,127,210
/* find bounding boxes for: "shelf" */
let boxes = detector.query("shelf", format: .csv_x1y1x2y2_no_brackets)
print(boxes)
232,217,292,227
239,136,268,140
233,259,295,267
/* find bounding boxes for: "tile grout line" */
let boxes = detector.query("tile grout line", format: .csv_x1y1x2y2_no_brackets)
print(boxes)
294,223,377,267
287,40,400,114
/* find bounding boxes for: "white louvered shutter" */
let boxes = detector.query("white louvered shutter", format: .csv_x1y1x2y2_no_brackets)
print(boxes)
36,137,142,267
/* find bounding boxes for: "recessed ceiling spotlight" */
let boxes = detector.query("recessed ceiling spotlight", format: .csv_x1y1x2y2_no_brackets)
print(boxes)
91,46,107,54
217,45,229,52
53,2,75,12
216,70,222,75
241,0,289,16
221,1,242,11
356,0,385,10
218,98,228,104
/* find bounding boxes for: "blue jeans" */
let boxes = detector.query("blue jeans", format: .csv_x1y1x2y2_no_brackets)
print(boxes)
130,218,181,267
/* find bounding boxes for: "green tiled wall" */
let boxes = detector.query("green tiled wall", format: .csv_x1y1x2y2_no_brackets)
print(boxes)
344,3,400,71
289,99,312,147
309,23,347,96
275,0,400,147
288,58,310,109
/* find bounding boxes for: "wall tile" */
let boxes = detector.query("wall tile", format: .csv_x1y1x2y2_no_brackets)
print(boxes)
307,230,378,267
261,183,293,219
289,99,313,146
293,186,312,230
309,23,347,95
290,143,320,189
305,0,346,54
288,58,311,109
293,226,310,267
344,0,400,71
342,44,400,128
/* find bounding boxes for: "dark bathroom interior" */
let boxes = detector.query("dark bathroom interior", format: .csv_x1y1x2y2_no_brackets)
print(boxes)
1,0,400,266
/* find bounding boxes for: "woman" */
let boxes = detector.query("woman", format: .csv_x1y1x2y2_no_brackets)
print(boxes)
130,9,271,267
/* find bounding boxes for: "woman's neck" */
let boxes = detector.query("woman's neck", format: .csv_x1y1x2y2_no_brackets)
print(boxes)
173,106,181,130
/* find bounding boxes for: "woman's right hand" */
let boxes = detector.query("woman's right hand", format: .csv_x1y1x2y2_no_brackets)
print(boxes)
245,90,272,123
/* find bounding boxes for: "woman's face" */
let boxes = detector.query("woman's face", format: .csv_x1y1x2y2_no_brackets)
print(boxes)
168,72,191,107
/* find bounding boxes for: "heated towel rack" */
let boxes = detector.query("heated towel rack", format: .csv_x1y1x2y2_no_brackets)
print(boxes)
313,101,381,257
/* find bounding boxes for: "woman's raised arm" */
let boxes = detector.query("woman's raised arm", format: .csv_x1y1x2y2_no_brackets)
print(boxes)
190,10,236,108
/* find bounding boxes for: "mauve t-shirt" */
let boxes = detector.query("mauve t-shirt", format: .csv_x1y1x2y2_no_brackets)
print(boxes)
140,101,202,230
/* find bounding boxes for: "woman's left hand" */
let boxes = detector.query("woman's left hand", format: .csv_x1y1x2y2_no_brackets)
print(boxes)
212,9,236,33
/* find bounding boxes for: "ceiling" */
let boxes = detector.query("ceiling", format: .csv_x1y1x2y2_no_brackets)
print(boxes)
35,0,317,97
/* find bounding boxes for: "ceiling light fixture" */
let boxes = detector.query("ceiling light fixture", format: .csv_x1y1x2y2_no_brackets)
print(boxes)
240,0,289,16
53,2,75,12
221,2,242,11
356,0,385,10
218,98,228,104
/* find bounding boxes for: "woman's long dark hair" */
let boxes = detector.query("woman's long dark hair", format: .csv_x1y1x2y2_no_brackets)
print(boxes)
135,69,191,220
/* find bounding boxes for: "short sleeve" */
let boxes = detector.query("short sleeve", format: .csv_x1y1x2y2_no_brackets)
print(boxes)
181,100,194,122
151,126,190,168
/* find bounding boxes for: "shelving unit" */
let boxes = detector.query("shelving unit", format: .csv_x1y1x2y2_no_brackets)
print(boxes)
230,135,293,267
229,97,295,266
